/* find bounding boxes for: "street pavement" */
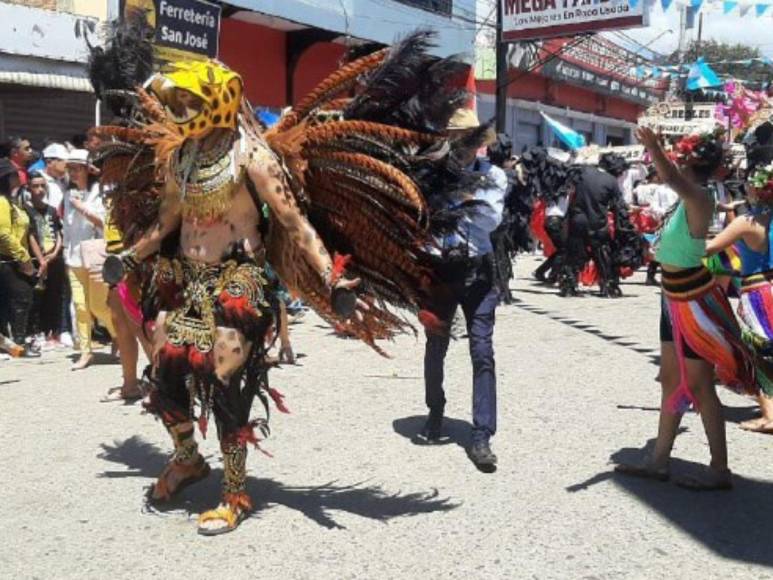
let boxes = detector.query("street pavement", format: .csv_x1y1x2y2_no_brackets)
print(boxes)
2,255,773,580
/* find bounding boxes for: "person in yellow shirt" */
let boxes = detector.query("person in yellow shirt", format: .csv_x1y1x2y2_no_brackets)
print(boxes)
0,157,40,357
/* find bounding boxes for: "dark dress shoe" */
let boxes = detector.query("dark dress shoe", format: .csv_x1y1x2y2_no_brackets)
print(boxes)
468,441,498,472
419,411,444,443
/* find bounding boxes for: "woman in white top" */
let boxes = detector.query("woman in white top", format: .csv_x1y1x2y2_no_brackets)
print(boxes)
63,149,115,370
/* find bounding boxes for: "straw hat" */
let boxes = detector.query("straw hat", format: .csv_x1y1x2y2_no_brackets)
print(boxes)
447,107,480,131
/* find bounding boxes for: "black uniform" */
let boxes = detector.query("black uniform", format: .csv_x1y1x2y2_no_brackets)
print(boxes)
560,166,632,297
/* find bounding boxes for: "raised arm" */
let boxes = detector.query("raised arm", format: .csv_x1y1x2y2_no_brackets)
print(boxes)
636,127,714,236
636,127,708,205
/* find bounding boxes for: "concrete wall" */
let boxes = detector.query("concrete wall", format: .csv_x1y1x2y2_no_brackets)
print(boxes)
225,0,478,57
1,0,107,19
0,3,99,63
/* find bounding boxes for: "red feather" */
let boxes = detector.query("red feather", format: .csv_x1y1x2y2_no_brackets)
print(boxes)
187,347,213,375
268,387,290,414
331,253,352,285
418,310,446,335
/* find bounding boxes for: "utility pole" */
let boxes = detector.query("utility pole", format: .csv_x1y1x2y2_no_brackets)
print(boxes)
495,0,508,133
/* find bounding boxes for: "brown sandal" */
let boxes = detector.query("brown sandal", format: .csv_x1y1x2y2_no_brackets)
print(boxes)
150,455,211,502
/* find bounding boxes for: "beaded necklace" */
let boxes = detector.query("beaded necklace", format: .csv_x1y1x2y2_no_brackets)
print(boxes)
172,133,244,222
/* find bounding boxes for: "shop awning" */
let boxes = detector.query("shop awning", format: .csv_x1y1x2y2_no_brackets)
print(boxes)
0,70,93,92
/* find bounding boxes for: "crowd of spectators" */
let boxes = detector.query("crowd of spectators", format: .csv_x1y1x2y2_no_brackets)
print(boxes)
0,134,112,367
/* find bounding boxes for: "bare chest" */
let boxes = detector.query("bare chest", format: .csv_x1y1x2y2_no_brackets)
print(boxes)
180,184,262,263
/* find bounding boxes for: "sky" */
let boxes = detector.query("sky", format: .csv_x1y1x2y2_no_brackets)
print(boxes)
605,4,773,58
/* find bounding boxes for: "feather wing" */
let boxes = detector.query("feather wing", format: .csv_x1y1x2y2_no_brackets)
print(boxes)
265,30,490,352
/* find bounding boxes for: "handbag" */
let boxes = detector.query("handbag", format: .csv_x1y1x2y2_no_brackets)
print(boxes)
80,238,107,282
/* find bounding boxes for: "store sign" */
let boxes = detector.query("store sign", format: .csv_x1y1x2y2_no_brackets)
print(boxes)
122,0,221,61
501,0,647,42
575,144,645,165
514,37,665,105
638,102,719,135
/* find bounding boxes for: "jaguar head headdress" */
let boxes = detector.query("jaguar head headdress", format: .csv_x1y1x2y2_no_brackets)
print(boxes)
147,60,243,139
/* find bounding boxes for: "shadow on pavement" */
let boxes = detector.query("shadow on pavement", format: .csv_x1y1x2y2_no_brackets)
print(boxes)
510,296,661,366
615,403,762,426
97,436,458,530
67,352,119,366
567,436,773,567
392,415,473,449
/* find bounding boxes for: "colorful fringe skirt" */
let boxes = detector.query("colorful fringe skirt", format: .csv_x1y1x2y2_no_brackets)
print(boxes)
662,267,759,413
738,272,773,396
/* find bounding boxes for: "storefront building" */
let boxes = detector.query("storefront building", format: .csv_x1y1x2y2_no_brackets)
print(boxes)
476,36,667,150
215,0,478,110
0,1,104,147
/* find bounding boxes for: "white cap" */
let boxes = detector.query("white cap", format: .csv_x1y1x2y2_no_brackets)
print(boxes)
66,149,90,165
43,143,68,160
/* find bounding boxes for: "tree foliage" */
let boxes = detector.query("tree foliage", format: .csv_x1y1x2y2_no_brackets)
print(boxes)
667,40,768,85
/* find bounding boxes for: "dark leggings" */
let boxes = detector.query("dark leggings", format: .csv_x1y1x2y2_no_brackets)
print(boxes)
659,296,701,360
0,262,35,344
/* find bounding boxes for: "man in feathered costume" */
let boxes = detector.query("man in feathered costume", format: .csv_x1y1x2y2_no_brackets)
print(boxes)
88,21,492,535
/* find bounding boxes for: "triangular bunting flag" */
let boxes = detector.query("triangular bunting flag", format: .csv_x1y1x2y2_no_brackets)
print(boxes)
662,0,674,9
739,4,752,16
756,3,769,16
723,1,737,13
689,0,703,7
629,0,640,8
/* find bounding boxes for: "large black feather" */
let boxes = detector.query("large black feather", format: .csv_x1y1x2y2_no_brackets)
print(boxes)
87,14,154,115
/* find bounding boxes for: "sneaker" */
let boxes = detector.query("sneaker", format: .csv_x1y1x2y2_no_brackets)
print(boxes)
418,409,444,443
468,440,498,473
59,332,74,349
22,343,41,358
24,337,42,355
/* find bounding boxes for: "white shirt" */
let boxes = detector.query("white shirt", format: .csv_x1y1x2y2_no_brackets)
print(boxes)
619,165,647,206
648,185,678,218
458,163,507,257
62,183,105,267
42,171,66,214
546,195,569,218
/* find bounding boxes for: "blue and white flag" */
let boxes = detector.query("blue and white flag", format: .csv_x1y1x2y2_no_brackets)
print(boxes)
723,1,737,13
541,112,586,150
686,57,722,91
756,3,769,16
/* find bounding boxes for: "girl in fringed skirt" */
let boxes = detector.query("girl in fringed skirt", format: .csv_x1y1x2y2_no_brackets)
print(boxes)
615,127,759,491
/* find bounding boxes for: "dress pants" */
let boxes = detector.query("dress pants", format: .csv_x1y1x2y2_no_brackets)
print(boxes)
424,257,499,443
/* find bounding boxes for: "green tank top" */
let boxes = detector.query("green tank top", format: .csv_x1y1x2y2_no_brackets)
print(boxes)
655,202,708,268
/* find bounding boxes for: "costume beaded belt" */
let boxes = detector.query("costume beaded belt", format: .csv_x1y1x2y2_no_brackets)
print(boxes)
661,266,715,301
740,269,773,291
